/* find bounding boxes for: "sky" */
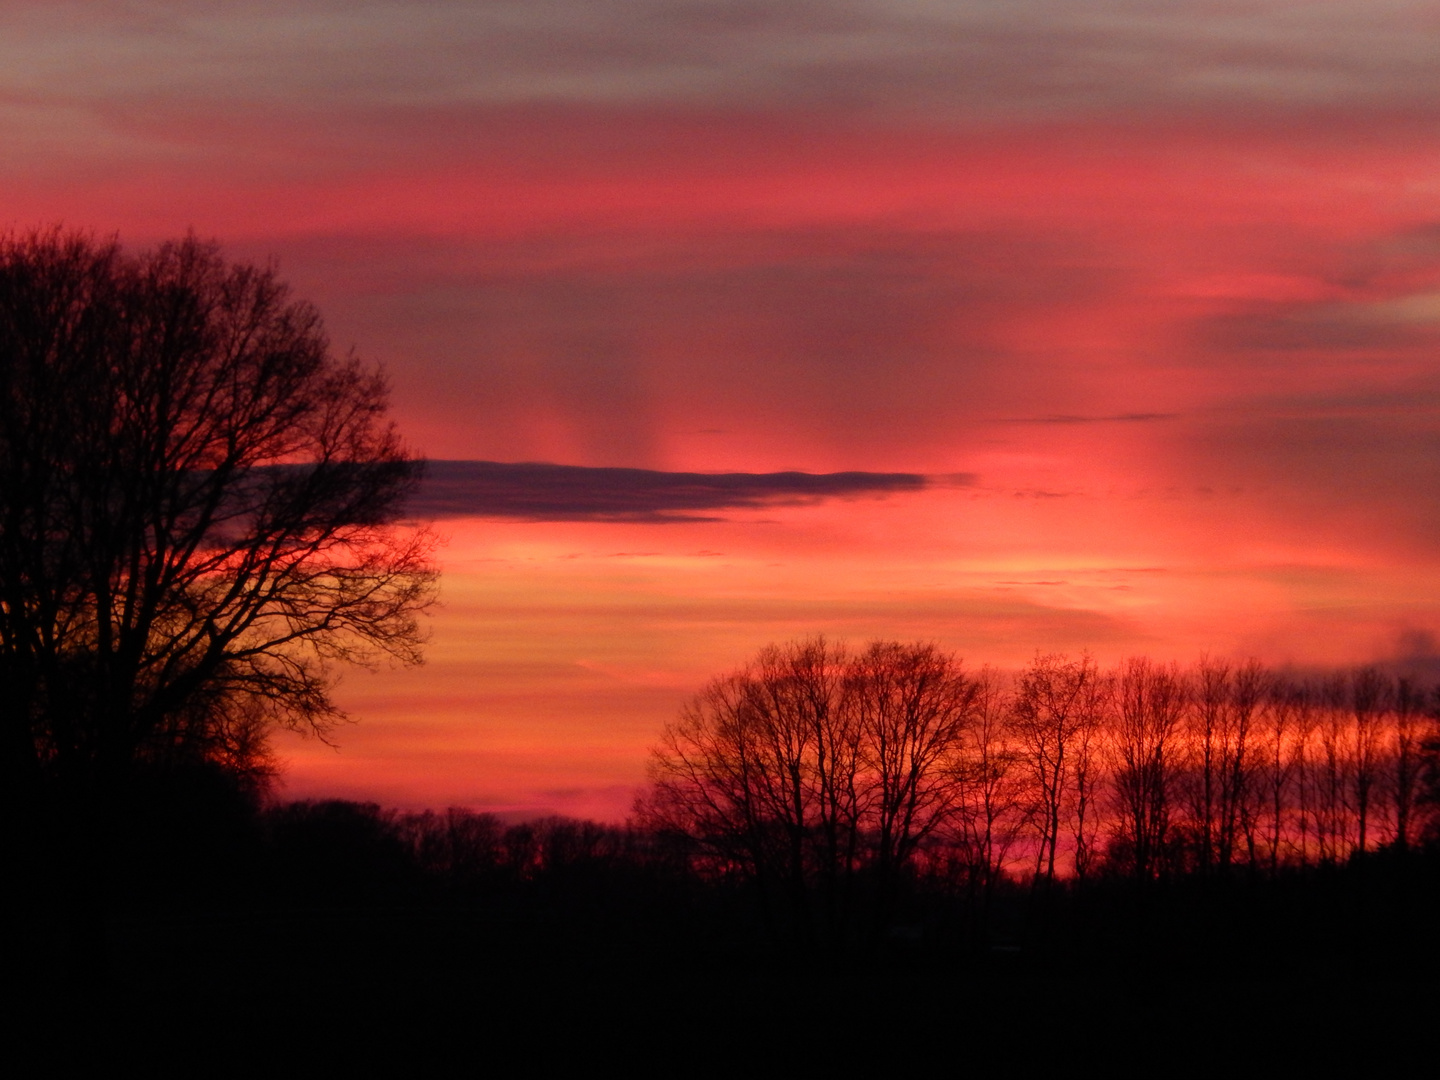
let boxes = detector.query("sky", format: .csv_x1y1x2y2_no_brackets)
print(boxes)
5,1,1440,818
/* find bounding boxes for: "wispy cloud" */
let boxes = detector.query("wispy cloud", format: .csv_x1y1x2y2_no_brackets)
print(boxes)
1001,412,1179,424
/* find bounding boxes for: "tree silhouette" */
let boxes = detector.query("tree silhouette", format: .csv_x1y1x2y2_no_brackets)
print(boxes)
1010,652,1105,883
1186,657,1263,873
848,640,976,932
0,228,436,810
1110,657,1185,881
1388,676,1426,850
639,638,979,947
947,665,1025,934
639,638,853,943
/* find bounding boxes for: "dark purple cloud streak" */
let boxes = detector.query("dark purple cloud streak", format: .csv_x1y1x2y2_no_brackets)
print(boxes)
412,459,934,522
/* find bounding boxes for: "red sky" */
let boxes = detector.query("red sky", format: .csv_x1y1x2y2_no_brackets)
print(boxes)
6,2,1440,818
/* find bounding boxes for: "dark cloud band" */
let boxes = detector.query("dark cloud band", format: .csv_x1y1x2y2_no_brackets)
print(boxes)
409,460,933,523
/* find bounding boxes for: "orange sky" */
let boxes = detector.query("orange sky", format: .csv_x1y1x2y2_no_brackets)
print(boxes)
5,2,1440,818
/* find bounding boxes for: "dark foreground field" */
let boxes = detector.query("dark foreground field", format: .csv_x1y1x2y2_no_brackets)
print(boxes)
10,795,1440,1070
25,911,1439,1070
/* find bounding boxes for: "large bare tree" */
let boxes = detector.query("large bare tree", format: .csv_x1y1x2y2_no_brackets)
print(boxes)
0,229,437,801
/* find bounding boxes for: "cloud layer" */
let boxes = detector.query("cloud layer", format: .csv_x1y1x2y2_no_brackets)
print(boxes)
6,2,1438,118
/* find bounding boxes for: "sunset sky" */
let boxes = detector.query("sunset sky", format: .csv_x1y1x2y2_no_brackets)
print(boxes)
5,1,1440,818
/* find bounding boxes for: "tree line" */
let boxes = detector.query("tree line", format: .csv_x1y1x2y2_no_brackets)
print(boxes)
23,644,1436,985
637,638,1440,946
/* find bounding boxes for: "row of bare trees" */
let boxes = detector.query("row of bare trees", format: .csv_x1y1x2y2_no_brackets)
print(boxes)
639,640,1440,941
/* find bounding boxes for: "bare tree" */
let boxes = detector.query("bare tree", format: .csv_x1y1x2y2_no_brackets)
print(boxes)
1068,684,1106,883
950,667,1026,912
0,229,437,802
1261,677,1302,872
1010,652,1105,883
641,669,780,917
1227,660,1266,866
1186,658,1265,873
1110,657,1186,881
752,637,860,941
1348,667,1387,854
640,638,978,945
848,640,976,929
1288,680,1323,865
1315,675,1350,862
1188,658,1229,873
640,638,854,942
1388,676,1426,850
